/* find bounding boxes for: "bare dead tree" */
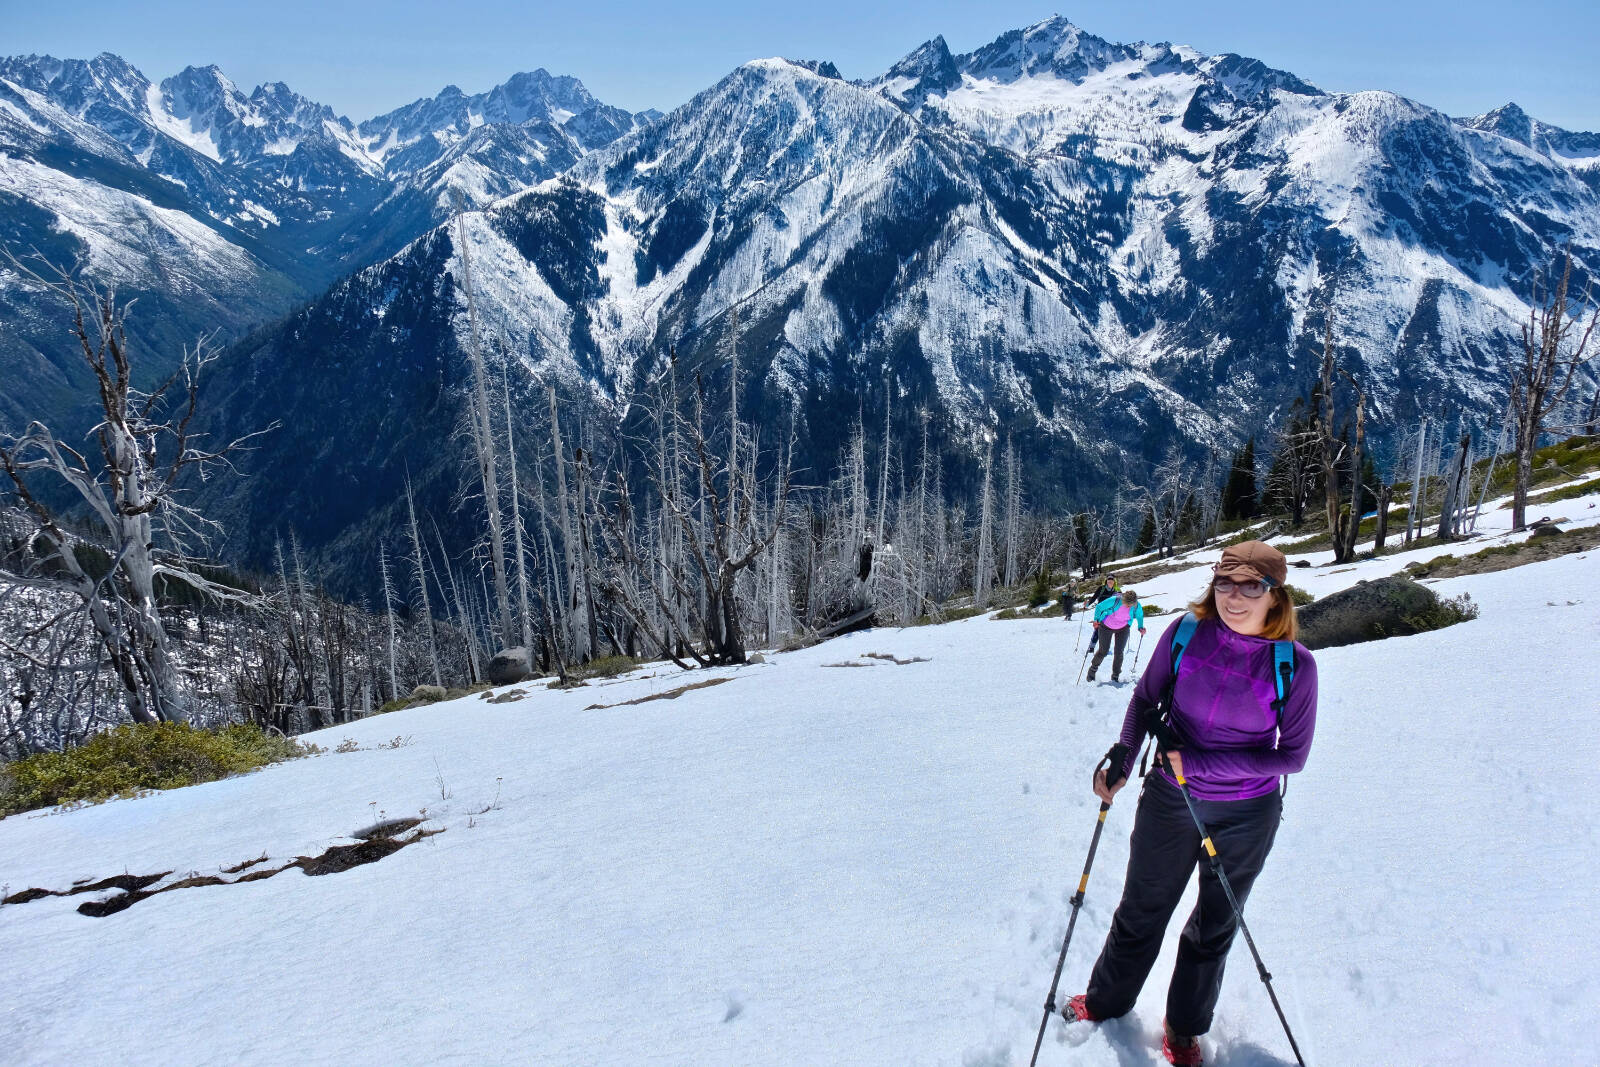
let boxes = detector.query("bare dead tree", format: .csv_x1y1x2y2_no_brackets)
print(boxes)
1330,361,1368,562
546,385,592,662
1315,319,1351,561
669,375,795,664
500,360,535,655
1467,412,1513,535
0,268,272,725
449,191,514,649
1265,404,1319,530
1143,446,1192,560
1507,248,1599,529
1002,435,1022,588
403,477,443,686
377,545,400,702
1436,432,1472,541
974,440,996,606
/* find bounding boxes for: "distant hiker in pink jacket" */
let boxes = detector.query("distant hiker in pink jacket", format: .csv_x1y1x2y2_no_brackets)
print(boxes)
1086,589,1145,683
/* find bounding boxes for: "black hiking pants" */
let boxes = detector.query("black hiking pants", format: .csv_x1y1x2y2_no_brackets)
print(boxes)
1084,772,1281,1036
1087,625,1130,679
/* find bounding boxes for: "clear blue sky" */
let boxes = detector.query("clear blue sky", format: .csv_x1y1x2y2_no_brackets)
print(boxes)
4,0,1597,130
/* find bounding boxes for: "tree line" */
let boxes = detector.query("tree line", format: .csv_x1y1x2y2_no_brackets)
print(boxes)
2,250,1595,758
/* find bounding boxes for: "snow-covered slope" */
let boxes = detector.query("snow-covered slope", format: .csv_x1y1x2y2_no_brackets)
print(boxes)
2,486,1596,1064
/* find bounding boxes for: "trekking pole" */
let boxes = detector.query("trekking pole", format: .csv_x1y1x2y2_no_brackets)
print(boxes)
1129,629,1147,673
1072,610,1085,653
1074,639,1095,685
1156,748,1307,1067
1028,745,1130,1067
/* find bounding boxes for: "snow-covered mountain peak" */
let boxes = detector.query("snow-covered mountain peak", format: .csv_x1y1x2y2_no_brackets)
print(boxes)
960,16,1135,84
154,65,260,159
590,53,912,202
357,68,640,169
871,36,961,106
1458,102,1600,169
492,68,602,119
1197,52,1322,101
250,80,342,128
0,52,152,120
1466,101,1533,145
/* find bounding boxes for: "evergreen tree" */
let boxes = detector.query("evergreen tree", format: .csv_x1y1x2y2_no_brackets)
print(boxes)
1222,437,1258,520
1134,508,1156,554
1358,451,1379,522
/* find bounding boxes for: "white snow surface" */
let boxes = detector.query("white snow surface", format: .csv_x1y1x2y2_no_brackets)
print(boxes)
2,490,1598,1065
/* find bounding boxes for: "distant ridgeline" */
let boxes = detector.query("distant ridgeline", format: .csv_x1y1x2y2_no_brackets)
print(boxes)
3,18,1598,592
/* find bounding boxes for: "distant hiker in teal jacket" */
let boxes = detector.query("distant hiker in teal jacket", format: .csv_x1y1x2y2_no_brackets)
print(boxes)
1088,590,1145,683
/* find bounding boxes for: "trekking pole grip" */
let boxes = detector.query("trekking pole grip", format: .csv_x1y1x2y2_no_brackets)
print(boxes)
1101,743,1131,790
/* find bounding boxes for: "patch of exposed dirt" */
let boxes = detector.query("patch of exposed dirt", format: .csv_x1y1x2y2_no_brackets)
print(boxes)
583,676,733,711
4,871,169,906
2,821,441,918
1103,556,1211,585
861,652,930,665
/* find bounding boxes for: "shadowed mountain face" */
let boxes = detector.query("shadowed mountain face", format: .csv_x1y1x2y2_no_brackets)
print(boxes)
9,21,1600,591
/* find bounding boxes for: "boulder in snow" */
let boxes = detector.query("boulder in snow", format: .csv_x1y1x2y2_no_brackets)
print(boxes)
487,647,533,685
1295,574,1471,649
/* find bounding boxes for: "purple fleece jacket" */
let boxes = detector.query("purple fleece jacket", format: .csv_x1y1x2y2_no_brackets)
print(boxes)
1116,614,1318,801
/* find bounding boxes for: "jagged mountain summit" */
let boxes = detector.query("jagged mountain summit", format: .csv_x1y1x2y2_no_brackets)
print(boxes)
192,17,1600,591
0,52,647,430
1456,102,1600,181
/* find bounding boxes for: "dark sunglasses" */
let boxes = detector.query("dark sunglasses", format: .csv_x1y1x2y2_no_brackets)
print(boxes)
1212,576,1271,599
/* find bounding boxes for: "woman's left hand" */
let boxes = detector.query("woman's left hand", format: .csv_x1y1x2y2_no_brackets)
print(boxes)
1162,749,1184,779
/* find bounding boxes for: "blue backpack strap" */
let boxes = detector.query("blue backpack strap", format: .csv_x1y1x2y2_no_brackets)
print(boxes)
1270,640,1297,727
1270,640,1298,800
1169,611,1201,675
1141,611,1202,779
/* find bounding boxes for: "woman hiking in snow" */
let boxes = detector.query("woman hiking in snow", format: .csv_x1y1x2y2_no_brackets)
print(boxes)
1063,541,1318,1066
1086,589,1145,683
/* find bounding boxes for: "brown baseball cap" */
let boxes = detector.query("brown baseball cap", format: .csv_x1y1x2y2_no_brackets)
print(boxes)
1214,540,1288,587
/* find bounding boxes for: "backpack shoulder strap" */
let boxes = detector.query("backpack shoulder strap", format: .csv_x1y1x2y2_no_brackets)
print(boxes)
1143,612,1201,777
1270,640,1297,726
1169,611,1201,675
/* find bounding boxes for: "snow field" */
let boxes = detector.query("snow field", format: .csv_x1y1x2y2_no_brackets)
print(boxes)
1,487,1597,1064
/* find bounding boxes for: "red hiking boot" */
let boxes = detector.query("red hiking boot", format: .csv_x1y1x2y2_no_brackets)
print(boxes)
1161,1019,1203,1065
1060,994,1101,1023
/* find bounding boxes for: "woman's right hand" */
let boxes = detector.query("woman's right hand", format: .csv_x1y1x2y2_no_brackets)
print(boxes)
1093,768,1128,804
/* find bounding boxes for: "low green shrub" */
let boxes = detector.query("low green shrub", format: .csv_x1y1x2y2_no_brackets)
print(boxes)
578,655,640,680
1028,570,1054,608
1,722,314,816
1406,553,1459,576
908,604,988,626
1500,474,1600,509
1285,584,1315,606
1397,592,1479,634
